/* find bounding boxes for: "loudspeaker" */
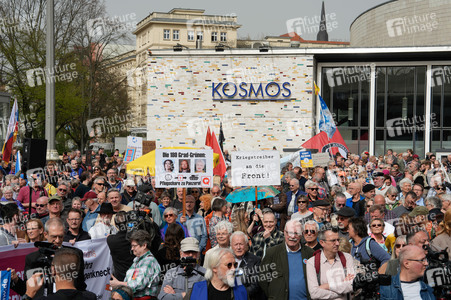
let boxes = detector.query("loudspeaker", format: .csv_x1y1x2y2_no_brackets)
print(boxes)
22,138,47,171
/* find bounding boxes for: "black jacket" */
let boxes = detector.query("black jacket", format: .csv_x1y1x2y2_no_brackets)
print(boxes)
106,230,135,281
238,251,266,300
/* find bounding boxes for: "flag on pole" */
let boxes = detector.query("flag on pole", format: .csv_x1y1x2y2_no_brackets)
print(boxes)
218,122,225,152
211,131,227,178
0,270,11,300
315,82,336,139
15,151,21,175
1,99,19,164
301,131,349,158
205,126,212,147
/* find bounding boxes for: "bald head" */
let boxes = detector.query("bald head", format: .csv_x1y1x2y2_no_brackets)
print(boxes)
374,194,385,206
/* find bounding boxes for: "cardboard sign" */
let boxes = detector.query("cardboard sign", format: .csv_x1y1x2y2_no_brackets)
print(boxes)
312,153,331,167
300,151,313,168
127,136,142,159
155,149,213,188
231,151,280,186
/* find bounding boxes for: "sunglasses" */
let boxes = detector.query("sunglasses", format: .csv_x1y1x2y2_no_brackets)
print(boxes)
297,201,308,204
226,262,238,269
58,189,67,192
304,230,316,235
371,223,383,227
437,187,445,191
35,204,46,207
395,243,406,249
164,214,175,218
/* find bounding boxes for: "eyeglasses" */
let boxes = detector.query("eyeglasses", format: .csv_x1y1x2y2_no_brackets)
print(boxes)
324,239,340,243
337,216,348,221
297,201,308,204
164,214,175,218
395,243,406,249
58,188,67,192
336,203,345,207
304,230,316,235
35,204,46,207
371,223,383,227
226,262,238,269
407,257,428,264
437,187,445,191
130,244,140,249
308,188,319,191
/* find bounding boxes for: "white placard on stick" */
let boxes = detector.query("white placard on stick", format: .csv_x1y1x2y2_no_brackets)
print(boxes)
312,153,331,167
155,149,213,188
231,151,280,186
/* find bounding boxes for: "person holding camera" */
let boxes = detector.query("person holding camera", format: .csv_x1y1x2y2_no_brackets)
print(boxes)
158,237,206,299
379,245,435,299
9,218,87,297
110,230,161,299
23,248,96,299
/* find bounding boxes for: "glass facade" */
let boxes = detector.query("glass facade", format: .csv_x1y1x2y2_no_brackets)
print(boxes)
321,64,447,156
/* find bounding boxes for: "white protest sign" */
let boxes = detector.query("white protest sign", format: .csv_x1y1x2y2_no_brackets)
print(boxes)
312,153,330,167
74,238,113,300
231,151,280,186
155,149,213,188
127,136,143,159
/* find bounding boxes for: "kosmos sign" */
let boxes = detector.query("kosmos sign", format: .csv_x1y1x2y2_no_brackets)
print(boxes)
212,82,292,100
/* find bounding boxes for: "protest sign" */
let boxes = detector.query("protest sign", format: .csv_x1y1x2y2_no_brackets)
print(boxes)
127,136,143,159
124,148,136,163
300,151,313,168
231,151,280,186
312,153,330,167
0,270,11,300
155,149,213,188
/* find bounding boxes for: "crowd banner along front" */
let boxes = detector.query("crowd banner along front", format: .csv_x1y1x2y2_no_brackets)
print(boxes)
231,151,281,186
155,149,213,188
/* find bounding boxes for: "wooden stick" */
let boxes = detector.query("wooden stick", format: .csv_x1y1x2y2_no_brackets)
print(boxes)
182,188,186,217
255,186,258,208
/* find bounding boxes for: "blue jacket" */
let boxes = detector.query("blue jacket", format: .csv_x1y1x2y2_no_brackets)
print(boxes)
188,280,248,300
286,190,307,214
379,274,435,300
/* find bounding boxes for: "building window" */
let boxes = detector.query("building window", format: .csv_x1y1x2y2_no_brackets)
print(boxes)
173,30,179,40
431,65,451,150
188,31,194,41
220,32,227,42
163,29,170,40
196,31,203,41
211,32,217,42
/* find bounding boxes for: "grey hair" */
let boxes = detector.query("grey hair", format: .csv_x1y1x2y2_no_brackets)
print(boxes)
302,220,319,232
59,180,69,187
440,194,451,203
399,178,413,188
230,231,249,245
304,180,317,190
285,219,302,234
44,217,64,232
163,207,178,216
284,171,296,182
93,177,106,184
2,186,13,193
215,220,233,234
425,196,441,209
204,247,234,281
318,226,338,241
386,186,398,195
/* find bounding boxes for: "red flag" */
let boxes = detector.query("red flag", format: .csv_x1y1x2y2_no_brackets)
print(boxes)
205,127,212,147
211,131,226,178
301,130,349,157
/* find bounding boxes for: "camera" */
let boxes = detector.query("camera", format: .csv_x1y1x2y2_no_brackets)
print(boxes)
133,191,153,208
180,257,203,277
125,210,155,241
353,257,391,300
424,246,451,299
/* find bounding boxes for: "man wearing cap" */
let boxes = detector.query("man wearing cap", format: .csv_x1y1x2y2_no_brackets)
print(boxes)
158,237,206,300
82,191,100,232
371,171,386,196
121,179,137,205
88,203,117,239
304,200,330,229
336,207,355,239
409,206,434,238
41,195,64,225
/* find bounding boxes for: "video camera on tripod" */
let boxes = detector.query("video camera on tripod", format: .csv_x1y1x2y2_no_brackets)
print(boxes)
424,245,451,299
352,254,391,300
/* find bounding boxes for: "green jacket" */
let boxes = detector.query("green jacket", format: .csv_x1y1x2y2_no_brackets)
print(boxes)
259,242,314,300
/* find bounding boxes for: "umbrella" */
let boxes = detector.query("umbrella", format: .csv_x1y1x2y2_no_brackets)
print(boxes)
225,186,280,204
126,147,219,176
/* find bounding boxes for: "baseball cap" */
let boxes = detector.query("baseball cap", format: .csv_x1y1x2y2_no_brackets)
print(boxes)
311,200,330,207
180,237,199,252
48,195,62,203
408,206,429,217
81,191,98,201
124,179,135,187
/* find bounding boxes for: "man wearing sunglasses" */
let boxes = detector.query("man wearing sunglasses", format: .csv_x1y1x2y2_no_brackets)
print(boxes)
186,247,247,300
336,207,355,240
380,245,434,299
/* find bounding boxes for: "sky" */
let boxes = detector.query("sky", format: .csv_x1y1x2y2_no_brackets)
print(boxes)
105,0,390,42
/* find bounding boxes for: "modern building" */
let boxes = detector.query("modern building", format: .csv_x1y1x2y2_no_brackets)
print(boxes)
351,0,451,47
147,46,451,157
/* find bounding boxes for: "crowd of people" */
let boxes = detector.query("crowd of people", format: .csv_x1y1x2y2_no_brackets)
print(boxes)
0,147,450,299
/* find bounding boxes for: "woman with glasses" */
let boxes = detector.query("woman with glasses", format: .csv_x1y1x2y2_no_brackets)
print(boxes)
369,218,389,252
385,186,401,210
291,195,312,222
110,230,161,299
24,218,45,243
160,207,189,240
391,235,406,259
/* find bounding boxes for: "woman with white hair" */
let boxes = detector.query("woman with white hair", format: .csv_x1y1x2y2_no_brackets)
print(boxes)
397,178,413,202
385,186,401,210
0,186,25,211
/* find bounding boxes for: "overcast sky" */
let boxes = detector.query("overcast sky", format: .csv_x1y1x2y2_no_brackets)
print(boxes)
105,0,390,42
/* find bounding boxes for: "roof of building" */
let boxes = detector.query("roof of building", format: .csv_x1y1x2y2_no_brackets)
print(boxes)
280,32,350,45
